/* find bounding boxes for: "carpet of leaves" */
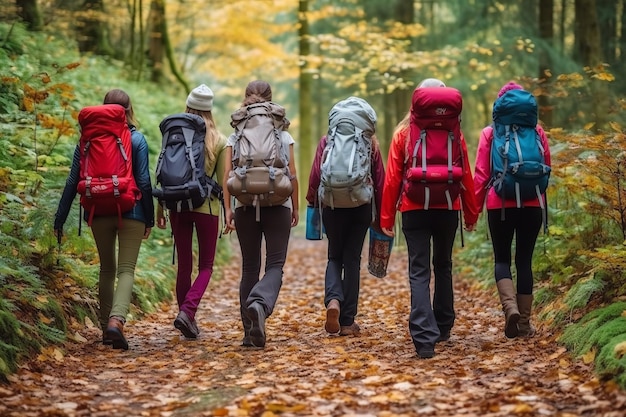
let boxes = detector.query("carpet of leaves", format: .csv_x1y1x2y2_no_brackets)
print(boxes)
1,236,626,417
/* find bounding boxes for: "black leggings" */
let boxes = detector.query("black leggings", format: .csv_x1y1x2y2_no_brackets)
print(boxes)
487,207,543,295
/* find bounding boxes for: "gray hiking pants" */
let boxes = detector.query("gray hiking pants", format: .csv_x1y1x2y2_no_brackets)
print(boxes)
235,205,292,322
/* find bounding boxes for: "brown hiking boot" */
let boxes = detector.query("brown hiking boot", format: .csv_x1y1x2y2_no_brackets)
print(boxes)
105,316,128,350
325,300,340,334
496,279,520,338
340,322,360,336
517,294,536,337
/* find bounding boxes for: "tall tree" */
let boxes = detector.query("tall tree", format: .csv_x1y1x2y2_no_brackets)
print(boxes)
538,0,554,126
16,0,42,31
575,0,608,130
147,0,165,83
76,0,113,55
299,0,313,209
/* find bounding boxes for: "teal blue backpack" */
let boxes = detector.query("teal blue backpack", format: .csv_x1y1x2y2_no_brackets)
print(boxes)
491,89,551,222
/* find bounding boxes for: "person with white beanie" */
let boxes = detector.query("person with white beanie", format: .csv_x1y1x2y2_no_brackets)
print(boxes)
156,83,226,339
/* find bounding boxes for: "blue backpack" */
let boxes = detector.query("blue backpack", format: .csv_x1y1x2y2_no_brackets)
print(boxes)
491,89,550,220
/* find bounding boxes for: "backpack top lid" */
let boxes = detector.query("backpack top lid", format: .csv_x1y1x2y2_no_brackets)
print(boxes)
492,88,538,127
159,112,206,138
328,96,377,137
410,87,463,131
230,101,290,131
78,104,128,139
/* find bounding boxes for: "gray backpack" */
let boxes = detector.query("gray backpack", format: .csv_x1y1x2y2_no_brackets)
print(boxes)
318,97,377,208
153,113,222,212
227,102,293,213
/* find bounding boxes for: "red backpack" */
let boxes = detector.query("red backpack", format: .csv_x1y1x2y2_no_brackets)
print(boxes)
404,87,464,209
76,104,140,225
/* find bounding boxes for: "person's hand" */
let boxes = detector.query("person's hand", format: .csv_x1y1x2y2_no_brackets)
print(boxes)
382,227,394,238
224,209,236,234
156,215,167,229
291,210,299,227
143,227,152,239
464,223,476,232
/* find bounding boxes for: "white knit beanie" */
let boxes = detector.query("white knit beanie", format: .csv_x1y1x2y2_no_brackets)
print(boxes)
186,84,214,111
418,78,446,88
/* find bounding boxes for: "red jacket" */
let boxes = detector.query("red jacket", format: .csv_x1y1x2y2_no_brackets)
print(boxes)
380,126,479,230
473,124,551,210
306,135,386,226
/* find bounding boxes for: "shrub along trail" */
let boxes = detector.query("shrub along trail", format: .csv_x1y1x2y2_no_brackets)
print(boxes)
1,236,625,416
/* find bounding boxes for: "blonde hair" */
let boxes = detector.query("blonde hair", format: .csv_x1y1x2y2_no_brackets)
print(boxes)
186,107,220,165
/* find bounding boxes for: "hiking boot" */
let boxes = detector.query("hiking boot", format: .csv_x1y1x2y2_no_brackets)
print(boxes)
517,294,536,337
105,316,128,350
339,322,360,336
174,311,198,339
417,346,435,359
102,331,113,345
241,335,253,347
496,279,520,338
436,328,450,343
247,302,266,348
191,319,200,336
325,300,340,334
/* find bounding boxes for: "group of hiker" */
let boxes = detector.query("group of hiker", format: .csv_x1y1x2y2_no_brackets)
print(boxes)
53,77,551,359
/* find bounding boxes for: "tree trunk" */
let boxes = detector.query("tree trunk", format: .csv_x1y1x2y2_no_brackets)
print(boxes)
299,0,313,209
575,0,608,130
16,0,43,31
148,0,165,83
76,0,113,55
538,0,554,127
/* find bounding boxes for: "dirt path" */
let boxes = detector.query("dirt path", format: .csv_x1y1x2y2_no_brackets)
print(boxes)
1,236,625,416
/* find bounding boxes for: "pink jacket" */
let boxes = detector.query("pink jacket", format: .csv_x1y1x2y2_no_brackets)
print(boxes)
474,124,551,210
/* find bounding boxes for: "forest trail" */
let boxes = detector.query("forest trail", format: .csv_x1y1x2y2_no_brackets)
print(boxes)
1,236,625,417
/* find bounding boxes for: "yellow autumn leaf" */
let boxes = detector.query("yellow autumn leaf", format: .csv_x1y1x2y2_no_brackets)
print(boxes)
609,121,622,133
613,341,626,359
514,403,535,413
583,122,595,131
582,349,596,364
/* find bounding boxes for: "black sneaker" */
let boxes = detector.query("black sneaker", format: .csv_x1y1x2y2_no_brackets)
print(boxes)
247,302,266,348
436,329,450,343
417,346,435,359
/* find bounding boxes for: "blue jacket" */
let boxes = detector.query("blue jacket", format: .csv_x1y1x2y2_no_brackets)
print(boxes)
54,126,155,230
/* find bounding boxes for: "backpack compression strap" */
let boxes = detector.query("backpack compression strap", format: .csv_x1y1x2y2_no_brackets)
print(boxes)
181,126,198,211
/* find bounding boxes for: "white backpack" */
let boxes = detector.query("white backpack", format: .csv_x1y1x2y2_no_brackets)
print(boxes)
318,97,377,209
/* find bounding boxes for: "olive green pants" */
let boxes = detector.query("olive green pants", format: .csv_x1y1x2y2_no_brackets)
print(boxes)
91,217,145,330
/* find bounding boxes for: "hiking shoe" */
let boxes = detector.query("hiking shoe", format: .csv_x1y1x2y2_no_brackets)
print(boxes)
105,316,128,350
325,300,340,334
339,322,360,336
174,311,198,339
417,347,435,359
247,302,266,348
102,331,113,345
241,335,253,347
191,319,200,336
436,329,450,343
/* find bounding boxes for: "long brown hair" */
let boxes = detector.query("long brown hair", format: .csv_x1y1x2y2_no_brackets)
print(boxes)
242,80,272,106
103,89,137,127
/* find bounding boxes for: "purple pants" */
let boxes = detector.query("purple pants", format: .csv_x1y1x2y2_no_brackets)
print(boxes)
170,211,219,320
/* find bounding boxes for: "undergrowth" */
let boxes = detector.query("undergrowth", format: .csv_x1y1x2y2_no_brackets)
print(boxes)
0,24,231,382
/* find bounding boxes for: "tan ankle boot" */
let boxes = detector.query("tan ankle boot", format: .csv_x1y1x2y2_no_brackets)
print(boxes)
517,294,536,337
496,279,520,338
